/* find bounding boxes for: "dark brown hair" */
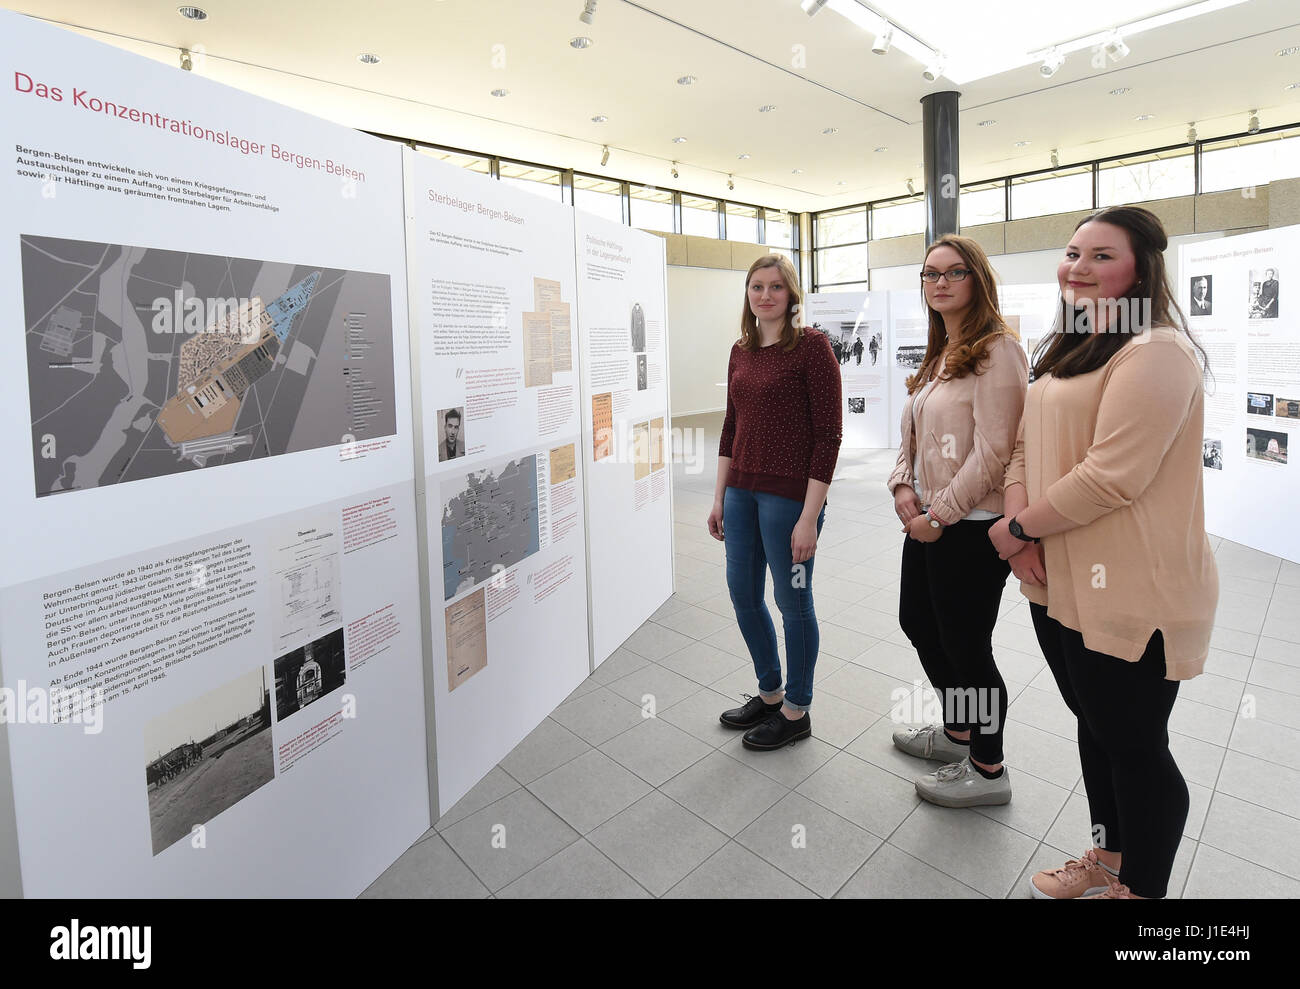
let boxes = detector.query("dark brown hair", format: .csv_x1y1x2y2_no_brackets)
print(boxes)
907,234,1016,394
738,254,804,352
1032,205,1206,379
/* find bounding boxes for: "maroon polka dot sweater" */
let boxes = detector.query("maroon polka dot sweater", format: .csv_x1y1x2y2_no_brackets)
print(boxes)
718,330,843,502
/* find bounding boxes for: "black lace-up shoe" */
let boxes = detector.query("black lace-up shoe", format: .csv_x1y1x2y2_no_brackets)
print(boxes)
719,694,782,729
742,711,812,750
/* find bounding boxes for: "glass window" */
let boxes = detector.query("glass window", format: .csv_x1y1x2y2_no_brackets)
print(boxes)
765,210,793,249
960,181,1005,225
630,183,674,232
498,160,562,201
1098,148,1194,206
872,198,925,239
573,173,623,224
725,203,759,243
815,243,869,286
681,194,720,238
417,145,490,175
815,206,867,245
1201,130,1300,194
1010,166,1092,219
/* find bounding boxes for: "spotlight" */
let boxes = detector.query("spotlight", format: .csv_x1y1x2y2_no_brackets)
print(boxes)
727,175,735,191
1050,148,1060,168
906,178,915,195
177,6,207,20
579,1,597,25
872,28,893,56
600,145,610,166
1187,122,1198,144
179,48,192,71
801,0,829,15
1104,34,1130,61
1040,50,1064,78
357,53,381,64
922,62,944,82
1248,109,1260,134
671,162,679,180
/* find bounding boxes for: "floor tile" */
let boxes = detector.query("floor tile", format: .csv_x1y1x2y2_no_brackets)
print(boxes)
498,719,590,786
837,841,987,898
1183,843,1300,898
599,715,713,787
1200,791,1300,879
527,749,652,834
435,765,522,831
496,839,650,899
796,751,919,838
736,792,882,897
549,686,647,747
657,638,747,687
620,621,695,661
439,789,581,893
889,801,1038,898
719,732,839,789
360,834,490,899
664,841,819,898
654,603,733,641
605,662,701,715
587,791,728,896
660,749,788,836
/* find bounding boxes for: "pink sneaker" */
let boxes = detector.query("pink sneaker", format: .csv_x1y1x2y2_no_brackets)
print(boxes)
1083,882,1139,899
1029,849,1117,899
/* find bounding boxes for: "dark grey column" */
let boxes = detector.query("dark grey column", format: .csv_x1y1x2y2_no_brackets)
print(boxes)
920,90,961,245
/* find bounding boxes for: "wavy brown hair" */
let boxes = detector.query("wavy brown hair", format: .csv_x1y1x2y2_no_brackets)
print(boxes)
1032,206,1206,379
906,234,1016,394
738,254,804,352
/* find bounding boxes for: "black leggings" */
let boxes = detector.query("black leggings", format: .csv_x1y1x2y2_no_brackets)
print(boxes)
1029,603,1188,899
899,519,1010,765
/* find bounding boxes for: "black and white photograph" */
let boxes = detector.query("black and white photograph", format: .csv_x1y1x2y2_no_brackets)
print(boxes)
630,301,646,353
868,331,882,366
437,406,465,462
636,353,648,391
274,627,347,722
895,345,928,370
1248,267,1279,319
1189,275,1213,316
143,666,274,856
1246,392,1274,417
1275,397,1300,420
1202,438,1223,470
848,396,866,414
1246,427,1288,465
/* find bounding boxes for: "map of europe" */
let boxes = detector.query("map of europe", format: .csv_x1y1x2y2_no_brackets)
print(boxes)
441,455,541,600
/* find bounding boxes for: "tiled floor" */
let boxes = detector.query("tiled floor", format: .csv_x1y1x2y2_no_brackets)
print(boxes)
363,412,1300,899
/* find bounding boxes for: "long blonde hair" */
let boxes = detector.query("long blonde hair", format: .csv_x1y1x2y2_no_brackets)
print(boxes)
738,254,804,352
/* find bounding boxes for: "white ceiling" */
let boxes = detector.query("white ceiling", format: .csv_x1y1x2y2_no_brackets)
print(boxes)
7,0,1300,213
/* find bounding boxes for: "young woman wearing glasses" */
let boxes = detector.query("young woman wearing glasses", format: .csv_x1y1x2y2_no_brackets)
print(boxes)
888,234,1028,807
708,254,843,751
991,206,1217,899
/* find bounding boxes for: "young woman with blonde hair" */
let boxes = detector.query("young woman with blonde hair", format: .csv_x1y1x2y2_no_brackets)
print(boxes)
888,234,1028,806
708,254,843,751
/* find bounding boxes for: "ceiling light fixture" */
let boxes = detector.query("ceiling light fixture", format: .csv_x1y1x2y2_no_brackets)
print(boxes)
676,75,697,85
1050,148,1060,167
579,1,597,26
759,104,778,113
672,136,687,144
358,53,380,64
1277,46,1300,56
1104,34,1130,61
491,88,509,97
1287,82,1300,91
1248,109,1260,134
1135,113,1154,121
872,28,893,55
873,146,887,152
570,37,593,49
1015,140,1031,147
177,5,207,19
977,119,996,127
179,48,192,71
801,0,830,15
600,145,610,166
792,168,804,174
1040,50,1064,77
591,114,607,123
922,61,945,82
1109,87,1132,96
906,178,915,194
737,153,751,159
727,175,735,191
822,127,838,135
670,162,679,179
1187,122,1198,143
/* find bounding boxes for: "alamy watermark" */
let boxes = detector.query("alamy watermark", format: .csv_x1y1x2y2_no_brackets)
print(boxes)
0,680,104,734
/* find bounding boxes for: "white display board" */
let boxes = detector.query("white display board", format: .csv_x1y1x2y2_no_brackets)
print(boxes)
0,10,430,895
804,291,891,448
998,283,1060,372
1180,228,1300,563
405,150,592,812
574,213,674,668
886,289,929,448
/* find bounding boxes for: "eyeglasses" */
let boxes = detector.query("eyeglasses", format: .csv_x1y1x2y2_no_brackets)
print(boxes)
920,269,971,283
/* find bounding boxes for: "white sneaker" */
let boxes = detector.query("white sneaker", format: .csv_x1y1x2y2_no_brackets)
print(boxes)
914,758,1012,808
892,724,969,764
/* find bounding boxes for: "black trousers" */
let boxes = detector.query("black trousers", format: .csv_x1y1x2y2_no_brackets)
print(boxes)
1029,603,1187,899
898,519,1010,765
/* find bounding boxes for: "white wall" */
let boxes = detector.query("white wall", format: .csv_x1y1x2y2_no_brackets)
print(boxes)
667,265,745,415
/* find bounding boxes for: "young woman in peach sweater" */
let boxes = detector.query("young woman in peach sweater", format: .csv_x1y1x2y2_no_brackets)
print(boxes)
888,234,1028,807
990,205,1218,899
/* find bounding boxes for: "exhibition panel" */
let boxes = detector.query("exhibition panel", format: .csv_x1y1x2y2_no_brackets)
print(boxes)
0,10,430,895
405,149,593,813
573,213,675,668
804,291,892,447
1182,227,1300,562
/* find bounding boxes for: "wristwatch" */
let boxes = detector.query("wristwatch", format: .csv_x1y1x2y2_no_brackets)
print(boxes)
1008,516,1039,543
922,507,944,529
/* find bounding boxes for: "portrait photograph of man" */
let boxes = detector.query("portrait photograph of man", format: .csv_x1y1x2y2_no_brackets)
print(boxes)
438,407,466,462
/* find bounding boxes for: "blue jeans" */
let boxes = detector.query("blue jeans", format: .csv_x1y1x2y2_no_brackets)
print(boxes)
723,486,825,711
